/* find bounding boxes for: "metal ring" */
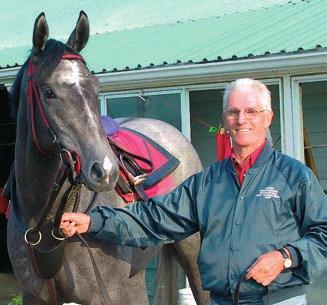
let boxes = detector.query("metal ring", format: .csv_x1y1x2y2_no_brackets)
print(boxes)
51,228,66,241
24,228,42,246
52,133,57,144
133,173,147,185
60,148,74,167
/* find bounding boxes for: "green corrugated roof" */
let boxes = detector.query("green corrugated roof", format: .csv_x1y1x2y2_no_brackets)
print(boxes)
1,0,326,72
0,0,302,49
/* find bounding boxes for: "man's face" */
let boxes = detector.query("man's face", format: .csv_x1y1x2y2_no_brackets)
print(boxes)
223,87,273,151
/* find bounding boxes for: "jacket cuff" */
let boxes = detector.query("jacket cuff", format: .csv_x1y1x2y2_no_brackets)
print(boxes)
88,210,104,233
286,245,301,268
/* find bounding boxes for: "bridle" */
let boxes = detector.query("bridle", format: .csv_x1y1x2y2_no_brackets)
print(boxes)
19,53,114,305
24,52,86,237
27,53,84,175
21,53,83,256
20,52,115,305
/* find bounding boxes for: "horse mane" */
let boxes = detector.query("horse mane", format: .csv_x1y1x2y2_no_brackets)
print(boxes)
10,60,27,121
10,39,78,121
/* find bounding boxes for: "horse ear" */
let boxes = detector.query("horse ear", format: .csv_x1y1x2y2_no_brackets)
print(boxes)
66,11,89,53
32,12,49,54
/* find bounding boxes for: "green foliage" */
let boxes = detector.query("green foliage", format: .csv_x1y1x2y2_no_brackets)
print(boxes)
7,295,22,305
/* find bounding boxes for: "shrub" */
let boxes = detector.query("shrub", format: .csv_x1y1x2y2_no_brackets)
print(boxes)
8,295,22,305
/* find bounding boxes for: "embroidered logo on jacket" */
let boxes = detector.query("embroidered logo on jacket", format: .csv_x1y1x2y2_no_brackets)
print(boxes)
256,186,280,199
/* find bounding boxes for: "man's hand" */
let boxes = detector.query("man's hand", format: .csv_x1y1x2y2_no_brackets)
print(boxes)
60,213,91,237
246,250,284,286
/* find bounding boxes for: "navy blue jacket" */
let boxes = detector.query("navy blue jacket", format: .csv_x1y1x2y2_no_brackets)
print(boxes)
89,142,327,300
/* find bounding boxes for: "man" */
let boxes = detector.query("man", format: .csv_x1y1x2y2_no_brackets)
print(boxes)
61,78,327,305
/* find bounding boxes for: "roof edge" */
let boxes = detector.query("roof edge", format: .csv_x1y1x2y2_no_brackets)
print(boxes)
2,51,327,90
97,51,327,91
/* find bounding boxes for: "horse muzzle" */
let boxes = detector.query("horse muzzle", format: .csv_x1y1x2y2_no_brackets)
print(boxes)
83,160,119,192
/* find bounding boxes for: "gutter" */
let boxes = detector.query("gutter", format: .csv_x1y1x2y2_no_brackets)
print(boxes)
0,67,20,87
1,51,327,90
97,51,327,91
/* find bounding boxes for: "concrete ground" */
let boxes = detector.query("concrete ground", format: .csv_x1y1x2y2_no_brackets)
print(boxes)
1,271,327,305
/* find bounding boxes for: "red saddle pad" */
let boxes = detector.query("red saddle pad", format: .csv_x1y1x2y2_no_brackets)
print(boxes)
108,127,180,203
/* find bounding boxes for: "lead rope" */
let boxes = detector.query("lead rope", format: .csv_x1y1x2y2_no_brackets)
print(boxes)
49,151,114,305
76,233,114,305
74,191,114,305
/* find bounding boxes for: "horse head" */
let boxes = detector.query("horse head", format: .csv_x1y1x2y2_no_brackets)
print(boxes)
15,12,118,192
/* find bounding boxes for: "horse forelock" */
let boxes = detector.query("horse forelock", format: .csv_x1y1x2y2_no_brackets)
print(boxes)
33,39,78,83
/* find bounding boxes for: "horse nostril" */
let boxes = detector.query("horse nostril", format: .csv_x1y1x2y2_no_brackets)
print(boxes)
90,162,106,182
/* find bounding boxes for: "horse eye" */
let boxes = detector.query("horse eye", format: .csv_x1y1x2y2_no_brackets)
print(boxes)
43,87,56,99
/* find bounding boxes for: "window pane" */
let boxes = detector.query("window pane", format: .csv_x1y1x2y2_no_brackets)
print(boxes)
106,93,181,130
301,81,327,191
190,89,222,167
269,84,281,151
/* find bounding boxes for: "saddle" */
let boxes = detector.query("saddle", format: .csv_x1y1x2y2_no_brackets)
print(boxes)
101,116,180,203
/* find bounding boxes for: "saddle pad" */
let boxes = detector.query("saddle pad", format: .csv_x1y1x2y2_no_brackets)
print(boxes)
0,187,9,216
101,117,180,202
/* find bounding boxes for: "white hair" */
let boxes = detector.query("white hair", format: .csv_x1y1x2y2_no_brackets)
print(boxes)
222,78,272,111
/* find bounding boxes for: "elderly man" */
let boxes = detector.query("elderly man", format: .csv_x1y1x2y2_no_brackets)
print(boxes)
61,78,327,305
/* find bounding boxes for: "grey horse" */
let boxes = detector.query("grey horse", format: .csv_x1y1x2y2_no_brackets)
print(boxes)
7,11,209,305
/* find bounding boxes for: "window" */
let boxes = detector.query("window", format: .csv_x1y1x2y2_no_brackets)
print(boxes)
301,81,327,191
103,93,181,130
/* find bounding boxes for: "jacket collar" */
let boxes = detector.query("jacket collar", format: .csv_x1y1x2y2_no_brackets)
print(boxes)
227,141,274,172
250,140,274,169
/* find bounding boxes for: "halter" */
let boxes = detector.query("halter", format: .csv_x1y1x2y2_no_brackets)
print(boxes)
27,53,85,177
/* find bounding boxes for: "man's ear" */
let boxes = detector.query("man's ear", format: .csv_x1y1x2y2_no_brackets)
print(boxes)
264,111,274,128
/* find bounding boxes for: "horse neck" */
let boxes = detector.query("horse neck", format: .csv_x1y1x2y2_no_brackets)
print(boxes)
15,93,61,225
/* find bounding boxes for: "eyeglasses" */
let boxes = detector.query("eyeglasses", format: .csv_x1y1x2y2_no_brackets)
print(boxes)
223,108,269,120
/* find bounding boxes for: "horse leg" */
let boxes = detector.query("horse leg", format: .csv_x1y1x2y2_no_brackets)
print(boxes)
168,233,210,305
125,270,150,305
153,246,181,305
